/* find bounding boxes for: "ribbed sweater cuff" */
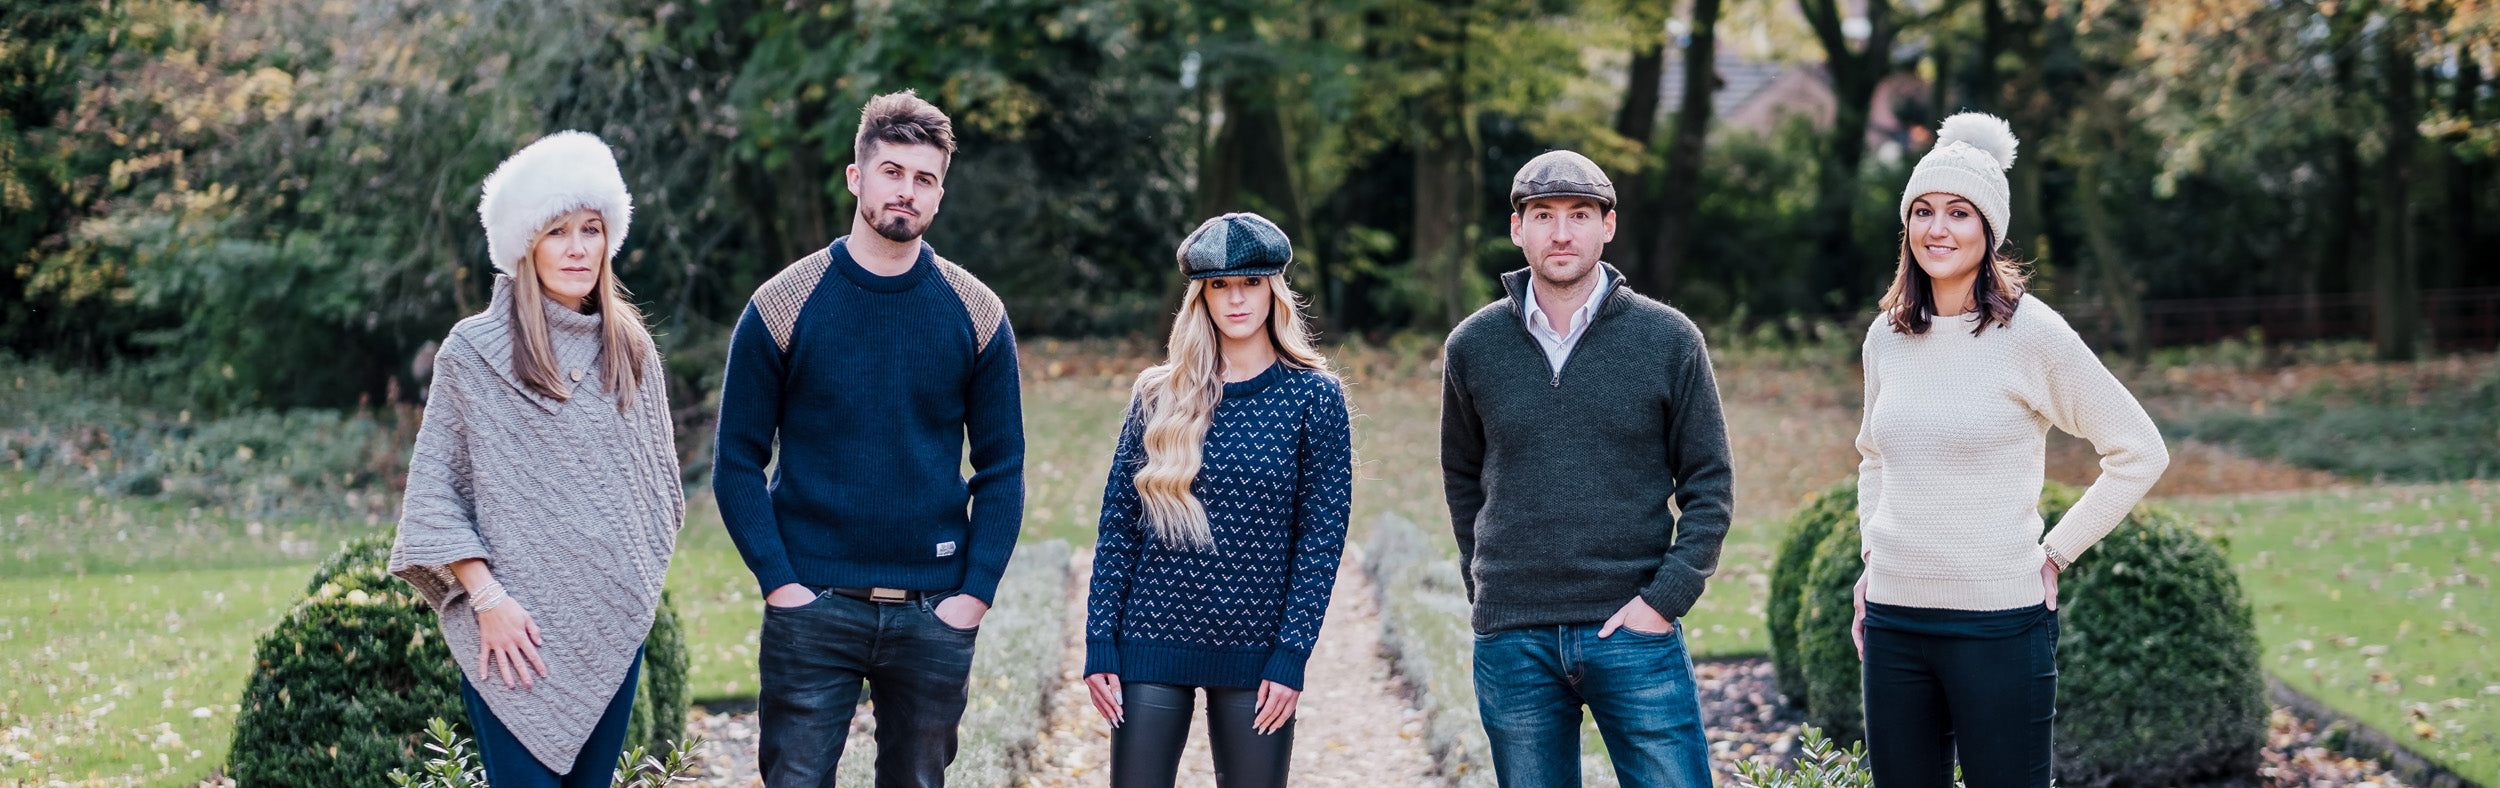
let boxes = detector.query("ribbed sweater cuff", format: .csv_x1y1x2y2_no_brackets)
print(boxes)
1259,650,1310,691
1084,641,1120,677
1640,567,1707,620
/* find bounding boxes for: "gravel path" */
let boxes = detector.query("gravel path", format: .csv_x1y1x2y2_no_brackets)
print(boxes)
1020,545,1441,787
673,562,2421,788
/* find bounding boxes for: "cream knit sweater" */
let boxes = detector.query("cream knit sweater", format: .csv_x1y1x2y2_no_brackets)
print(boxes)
1855,293,2168,611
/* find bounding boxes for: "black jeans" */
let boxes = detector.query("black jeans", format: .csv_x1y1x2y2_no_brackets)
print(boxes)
459,648,641,787
1861,613,2059,788
758,589,979,788
1109,682,1292,788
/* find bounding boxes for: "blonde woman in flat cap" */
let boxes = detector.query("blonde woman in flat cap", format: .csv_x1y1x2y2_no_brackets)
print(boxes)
390,131,683,787
1850,113,2169,787
1082,212,1353,788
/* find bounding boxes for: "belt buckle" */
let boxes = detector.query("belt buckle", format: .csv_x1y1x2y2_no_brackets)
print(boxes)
870,587,908,604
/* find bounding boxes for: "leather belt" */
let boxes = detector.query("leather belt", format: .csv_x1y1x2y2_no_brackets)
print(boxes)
827,587,932,604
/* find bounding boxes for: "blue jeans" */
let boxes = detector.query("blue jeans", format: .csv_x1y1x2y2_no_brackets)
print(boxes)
460,647,642,788
1473,623,1713,788
758,589,980,788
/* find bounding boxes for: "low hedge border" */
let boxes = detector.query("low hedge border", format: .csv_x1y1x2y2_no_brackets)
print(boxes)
1366,514,1496,788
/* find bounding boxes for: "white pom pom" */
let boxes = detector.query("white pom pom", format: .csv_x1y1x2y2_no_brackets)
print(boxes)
1937,112,2018,170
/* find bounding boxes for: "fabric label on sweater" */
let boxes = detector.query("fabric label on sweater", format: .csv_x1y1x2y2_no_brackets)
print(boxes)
936,541,957,557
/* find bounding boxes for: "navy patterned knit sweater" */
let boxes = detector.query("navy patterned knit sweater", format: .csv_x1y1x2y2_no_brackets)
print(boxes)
1084,362,1353,691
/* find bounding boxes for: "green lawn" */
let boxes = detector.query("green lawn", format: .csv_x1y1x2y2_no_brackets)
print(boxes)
2172,483,2500,777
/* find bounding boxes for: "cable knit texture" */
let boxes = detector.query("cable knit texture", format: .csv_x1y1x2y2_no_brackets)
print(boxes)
1084,363,1353,691
389,275,684,772
1442,263,1736,633
1855,293,2169,611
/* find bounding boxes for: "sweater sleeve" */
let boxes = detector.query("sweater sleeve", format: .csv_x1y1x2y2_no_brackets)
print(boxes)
1639,331,1736,621
956,315,1026,605
1439,344,1487,603
2027,318,2170,565
389,342,491,613
712,302,801,596
1083,395,1150,678
1262,377,1354,691
1854,328,1884,561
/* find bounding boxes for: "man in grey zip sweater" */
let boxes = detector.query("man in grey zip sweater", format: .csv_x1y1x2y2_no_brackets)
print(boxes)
1442,149,1734,788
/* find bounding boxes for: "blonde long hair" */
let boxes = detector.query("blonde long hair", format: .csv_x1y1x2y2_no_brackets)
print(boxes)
507,218,655,413
1130,276,1332,551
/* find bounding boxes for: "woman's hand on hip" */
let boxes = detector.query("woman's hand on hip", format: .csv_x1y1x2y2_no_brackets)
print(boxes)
1084,673,1124,727
1852,570,1869,662
2041,556,2061,611
1254,680,1299,735
476,601,548,690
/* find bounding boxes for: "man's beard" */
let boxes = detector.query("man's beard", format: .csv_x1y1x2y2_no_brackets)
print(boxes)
863,203,928,243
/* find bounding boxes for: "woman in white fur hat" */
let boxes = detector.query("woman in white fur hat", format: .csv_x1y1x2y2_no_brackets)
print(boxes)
390,131,684,786
1847,113,2169,787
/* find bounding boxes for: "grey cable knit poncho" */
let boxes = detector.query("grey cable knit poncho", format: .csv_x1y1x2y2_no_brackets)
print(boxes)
390,275,684,772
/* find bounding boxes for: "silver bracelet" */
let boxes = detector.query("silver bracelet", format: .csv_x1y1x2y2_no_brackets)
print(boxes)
2043,544,2072,573
471,587,509,613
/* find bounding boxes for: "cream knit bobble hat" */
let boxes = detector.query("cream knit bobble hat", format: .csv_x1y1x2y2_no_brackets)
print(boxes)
1899,112,2018,248
479,131,633,275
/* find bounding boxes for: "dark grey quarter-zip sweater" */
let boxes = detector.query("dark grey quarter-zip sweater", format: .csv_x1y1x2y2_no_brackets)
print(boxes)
1441,263,1736,633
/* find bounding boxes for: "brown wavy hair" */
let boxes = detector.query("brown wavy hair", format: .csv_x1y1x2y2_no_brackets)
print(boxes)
1878,224,2029,336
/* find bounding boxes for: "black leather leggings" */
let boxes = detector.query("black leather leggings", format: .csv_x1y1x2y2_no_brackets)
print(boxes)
1109,682,1293,788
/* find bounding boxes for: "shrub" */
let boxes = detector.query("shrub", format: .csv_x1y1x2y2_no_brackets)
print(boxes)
1366,514,1496,788
1731,726,1874,788
1793,508,1866,743
944,539,1075,788
386,717,704,788
1771,481,2268,787
1766,479,1855,706
2035,487,2267,787
624,590,689,758
231,535,693,786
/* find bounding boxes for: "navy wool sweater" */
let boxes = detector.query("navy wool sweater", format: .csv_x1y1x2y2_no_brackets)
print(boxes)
1084,363,1354,691
713,238,1025,603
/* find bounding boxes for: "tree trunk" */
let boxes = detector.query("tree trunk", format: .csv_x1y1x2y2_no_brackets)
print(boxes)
1412,0,1481,329
2372,28,2419,360
2438,47,2479,291
1613,34,1665,279
1649,0,1722,300
2074,159,2144,357
1799,0,1898,311
1198,77,1307,242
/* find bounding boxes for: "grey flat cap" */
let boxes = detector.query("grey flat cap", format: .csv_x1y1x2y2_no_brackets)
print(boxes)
1509,150,1616,211
1177,212,1293,279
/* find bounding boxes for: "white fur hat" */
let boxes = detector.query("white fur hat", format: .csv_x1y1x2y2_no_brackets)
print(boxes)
479,131,632,275
1900,112,2018,248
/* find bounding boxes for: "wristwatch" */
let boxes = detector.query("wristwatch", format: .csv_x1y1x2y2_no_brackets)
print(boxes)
2043,544,2072,573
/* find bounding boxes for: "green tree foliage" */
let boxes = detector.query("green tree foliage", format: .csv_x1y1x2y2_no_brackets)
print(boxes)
231,535,692,786
1771,480,2268,786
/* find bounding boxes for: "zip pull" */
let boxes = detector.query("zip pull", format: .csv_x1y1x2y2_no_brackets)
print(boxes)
1550,372,1560,388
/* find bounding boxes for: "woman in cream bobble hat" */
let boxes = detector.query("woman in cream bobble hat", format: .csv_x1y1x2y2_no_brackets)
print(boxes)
389,131,684,786
1847,113,2171,787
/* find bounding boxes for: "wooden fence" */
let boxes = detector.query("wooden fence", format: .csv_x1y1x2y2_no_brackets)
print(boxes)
2062,288,2500,352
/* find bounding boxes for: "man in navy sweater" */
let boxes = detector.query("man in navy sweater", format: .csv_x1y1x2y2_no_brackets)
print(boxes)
713,90,1025,788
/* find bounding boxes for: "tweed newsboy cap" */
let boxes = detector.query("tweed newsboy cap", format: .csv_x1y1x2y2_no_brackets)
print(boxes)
1177,212,1293,280
1509,150,1616,211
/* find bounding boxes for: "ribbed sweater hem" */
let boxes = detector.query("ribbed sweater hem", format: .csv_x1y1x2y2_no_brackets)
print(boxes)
1865,564,2047,612
1470,599,1627,634
1092,642,1288,690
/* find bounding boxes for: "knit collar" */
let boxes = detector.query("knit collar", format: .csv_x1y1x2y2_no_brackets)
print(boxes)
830,235,936,293
1500,262,1628,325
1221,360,1287,399
475,274,606,414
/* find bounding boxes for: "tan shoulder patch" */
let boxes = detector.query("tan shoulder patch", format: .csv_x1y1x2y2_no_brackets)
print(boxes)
932,255,1008,353
753,249,833,354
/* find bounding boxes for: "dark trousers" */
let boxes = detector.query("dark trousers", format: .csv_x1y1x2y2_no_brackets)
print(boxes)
1472,624,1713,788
758,589,980,788
1861,616,2059,788
1108,682,1293,788
460,648,642,788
